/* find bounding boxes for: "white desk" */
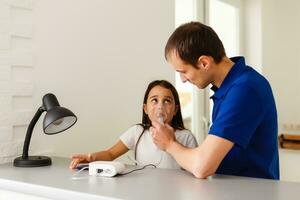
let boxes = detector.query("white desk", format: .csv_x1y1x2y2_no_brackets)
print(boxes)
0,157,299,200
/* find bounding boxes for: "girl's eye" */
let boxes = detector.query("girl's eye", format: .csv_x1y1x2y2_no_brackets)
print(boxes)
151,98,158,103
164,99,171,104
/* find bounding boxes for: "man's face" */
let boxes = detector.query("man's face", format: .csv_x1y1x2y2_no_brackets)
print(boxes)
167,51,212,89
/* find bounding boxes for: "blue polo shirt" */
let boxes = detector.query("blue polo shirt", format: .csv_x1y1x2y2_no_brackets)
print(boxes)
209,57,279,180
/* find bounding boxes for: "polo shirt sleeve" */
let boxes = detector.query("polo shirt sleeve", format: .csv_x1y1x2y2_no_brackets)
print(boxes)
209,84,264,148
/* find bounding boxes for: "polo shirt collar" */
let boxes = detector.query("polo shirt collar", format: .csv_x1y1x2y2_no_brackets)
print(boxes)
211,56,246,99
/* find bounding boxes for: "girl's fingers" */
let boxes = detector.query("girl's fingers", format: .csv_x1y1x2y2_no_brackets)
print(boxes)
151,121,160,128
69,160,76,169
70,159,79,169
69,155,87,169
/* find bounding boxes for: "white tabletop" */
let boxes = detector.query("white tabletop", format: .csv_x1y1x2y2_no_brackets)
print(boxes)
0,157,299,200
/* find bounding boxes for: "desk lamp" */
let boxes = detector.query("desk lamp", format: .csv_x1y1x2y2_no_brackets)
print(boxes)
14,93,77,167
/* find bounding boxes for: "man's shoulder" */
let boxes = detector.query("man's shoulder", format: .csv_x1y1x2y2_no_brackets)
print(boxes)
233,67,272,95
237,67,267,84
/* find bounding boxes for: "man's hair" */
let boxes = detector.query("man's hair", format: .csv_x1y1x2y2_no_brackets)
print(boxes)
165,21,226,67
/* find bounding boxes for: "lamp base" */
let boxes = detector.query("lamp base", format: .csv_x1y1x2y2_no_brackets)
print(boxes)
13,156,52,167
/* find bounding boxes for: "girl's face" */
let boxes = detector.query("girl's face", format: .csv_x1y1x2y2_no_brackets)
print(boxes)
143,85,178,125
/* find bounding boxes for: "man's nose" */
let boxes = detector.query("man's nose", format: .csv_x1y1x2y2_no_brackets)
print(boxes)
180,73,187,83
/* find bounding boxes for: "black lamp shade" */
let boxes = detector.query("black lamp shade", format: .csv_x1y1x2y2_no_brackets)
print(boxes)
13,93,77,167
43,107,77,134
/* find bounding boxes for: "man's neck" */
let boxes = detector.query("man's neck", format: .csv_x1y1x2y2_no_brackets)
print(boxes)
212,56,235,88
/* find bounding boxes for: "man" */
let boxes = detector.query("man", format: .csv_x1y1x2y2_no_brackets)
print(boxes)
151,22,279,179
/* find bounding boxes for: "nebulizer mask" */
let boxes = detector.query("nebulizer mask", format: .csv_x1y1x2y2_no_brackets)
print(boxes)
156,106,167,125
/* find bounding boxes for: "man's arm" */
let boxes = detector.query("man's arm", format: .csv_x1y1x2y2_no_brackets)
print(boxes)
168,134,233,178
151,121,233,178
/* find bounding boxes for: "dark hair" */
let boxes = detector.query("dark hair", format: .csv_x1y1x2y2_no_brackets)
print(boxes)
139,80,185,130
135,80,186,161
165,21,226,67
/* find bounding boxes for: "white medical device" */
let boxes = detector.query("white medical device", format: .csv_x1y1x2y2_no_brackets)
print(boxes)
89,161,126,177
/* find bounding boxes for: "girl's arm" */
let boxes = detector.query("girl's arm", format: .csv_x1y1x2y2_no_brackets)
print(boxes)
69,140,129,169
90,140,129,161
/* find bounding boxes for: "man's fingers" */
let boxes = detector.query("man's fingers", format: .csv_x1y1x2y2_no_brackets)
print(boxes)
165,123,172,129
150,127,156,137
165,123,175,133
151,120,159,128
152,120,164,129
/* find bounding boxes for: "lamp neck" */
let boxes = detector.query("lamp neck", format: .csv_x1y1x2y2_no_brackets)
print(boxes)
22,106,45,158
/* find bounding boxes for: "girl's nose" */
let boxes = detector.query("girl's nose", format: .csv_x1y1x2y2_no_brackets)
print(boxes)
157,103,163,109
156,103,167,113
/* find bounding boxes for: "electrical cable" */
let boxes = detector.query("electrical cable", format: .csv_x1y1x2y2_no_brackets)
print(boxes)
71,166,89,180
118,164,156,176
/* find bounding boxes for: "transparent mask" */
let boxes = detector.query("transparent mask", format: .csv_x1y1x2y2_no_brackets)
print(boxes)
156,108,167,125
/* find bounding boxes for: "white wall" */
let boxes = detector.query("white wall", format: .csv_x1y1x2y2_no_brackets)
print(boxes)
0,0,35,163
261,0,300,128
243,0,262,72
261,0,300,182
244,0,300,182
0,0,175,162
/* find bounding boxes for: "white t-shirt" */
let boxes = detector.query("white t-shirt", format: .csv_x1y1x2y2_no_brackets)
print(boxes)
120,124,198,169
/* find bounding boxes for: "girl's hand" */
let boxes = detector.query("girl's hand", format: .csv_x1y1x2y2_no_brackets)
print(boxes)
69,153,94,169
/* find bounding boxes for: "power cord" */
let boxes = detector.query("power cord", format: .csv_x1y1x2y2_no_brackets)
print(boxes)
71,166,89,180
127,152,164,168
118,154,164,176
118,164,156,176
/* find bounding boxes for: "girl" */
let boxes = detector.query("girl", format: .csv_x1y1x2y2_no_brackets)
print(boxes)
69,80,198,169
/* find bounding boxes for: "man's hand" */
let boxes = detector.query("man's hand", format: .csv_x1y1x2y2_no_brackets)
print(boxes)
150,121,176,151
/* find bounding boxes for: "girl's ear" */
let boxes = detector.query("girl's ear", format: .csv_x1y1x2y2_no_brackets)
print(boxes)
174,105,179,116
143,104,148,115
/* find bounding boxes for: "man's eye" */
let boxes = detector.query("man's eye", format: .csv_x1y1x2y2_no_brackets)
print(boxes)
151,99,158,103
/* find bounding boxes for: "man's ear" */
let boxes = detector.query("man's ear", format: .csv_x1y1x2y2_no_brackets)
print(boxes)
197,55,211,70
